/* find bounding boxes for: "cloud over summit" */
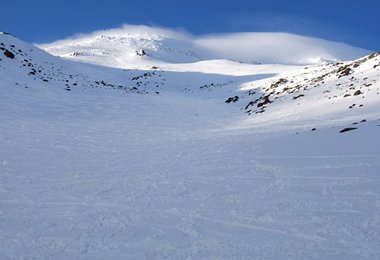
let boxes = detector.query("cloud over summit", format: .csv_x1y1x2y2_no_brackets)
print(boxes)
39,24,370,67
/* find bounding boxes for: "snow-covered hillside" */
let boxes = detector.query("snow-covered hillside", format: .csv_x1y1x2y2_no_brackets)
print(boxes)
1,31,380,259
38,25,370,69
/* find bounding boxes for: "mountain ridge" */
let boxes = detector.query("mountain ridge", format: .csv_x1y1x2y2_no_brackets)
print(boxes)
1,32,379,135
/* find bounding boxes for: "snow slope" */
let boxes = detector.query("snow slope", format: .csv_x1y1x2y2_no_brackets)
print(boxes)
1,32,380,259
38,24,370,69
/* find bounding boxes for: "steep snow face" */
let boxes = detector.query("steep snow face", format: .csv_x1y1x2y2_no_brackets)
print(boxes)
0,32,150,96
38,25,370,69
1,32,380,259
234,52,380,133
38,25,201,69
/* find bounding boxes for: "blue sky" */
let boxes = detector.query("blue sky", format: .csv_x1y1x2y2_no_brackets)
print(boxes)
1,0,378,50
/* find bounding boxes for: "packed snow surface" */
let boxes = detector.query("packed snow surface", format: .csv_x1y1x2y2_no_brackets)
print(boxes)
1,31,380,259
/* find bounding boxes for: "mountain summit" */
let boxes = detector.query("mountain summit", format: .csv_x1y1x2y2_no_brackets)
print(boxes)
38,25,370,69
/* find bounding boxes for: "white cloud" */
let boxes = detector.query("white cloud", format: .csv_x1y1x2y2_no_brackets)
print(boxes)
194,32,369,64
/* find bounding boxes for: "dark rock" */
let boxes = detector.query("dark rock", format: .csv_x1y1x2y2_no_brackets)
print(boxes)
136,49,146,56
225,96,239,103
293,94,304,100
340,127,357,133
277,78,288,84
337,65,353,78
71,52,84,56
225,97,233,103
367,52,380,60
257,95,272,107
3,49,15,59
270,78,288,89
244,101,255,110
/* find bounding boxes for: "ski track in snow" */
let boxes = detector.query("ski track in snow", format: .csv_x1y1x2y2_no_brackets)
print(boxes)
1,97,379,259
1,32,380,259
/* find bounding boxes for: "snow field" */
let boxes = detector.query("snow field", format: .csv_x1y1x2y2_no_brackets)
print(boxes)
1,32,380,259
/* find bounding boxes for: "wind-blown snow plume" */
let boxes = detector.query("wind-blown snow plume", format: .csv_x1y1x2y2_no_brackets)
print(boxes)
194,32,369,64
38,24,370,68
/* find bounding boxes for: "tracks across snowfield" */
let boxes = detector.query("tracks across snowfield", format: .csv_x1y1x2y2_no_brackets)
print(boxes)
1,86,380,259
